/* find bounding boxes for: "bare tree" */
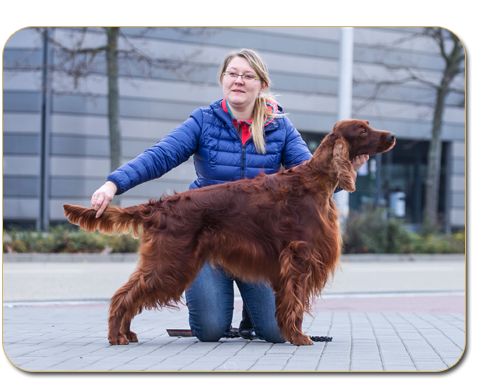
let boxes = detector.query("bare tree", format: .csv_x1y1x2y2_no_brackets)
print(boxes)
7,27,210,212
354,27,465,230
49,27,208,172
422,28,464,229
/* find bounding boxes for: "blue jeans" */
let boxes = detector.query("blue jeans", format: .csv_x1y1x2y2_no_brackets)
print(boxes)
185,262,285,343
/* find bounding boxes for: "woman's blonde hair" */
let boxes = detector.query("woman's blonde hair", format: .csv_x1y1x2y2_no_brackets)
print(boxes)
219,48,279,154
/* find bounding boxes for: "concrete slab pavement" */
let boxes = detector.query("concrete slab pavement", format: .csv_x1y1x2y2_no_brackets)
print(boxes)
3,302,465,372
3,255,466,372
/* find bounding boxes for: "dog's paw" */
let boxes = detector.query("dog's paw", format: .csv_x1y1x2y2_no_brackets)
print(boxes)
126,331,138,342
108,334,130,345
291,334,313,346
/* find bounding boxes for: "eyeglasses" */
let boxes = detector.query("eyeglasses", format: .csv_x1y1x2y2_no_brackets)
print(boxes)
223,71,260,81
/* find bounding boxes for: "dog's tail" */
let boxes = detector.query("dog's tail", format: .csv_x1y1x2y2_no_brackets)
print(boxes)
63,204,145,238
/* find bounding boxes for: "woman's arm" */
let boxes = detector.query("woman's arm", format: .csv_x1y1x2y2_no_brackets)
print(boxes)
281,119,312,169
91,109,203,217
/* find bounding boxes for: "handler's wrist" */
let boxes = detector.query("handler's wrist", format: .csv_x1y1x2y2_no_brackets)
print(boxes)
105,181,118,194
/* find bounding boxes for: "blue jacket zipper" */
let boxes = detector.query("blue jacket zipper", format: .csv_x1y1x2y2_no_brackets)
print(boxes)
241,145,246,179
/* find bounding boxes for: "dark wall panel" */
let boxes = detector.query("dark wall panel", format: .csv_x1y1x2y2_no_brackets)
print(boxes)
3,177,39,197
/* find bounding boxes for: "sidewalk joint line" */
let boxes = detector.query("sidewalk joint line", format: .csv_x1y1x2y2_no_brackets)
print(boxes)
366,312,385,371
381,313,418,371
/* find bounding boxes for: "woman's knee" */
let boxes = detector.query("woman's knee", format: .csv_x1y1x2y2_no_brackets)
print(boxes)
193,324,227,342
186,263,234,342
190,309,231,342
187,302,232,342
239,283,285,343
260,324,285,343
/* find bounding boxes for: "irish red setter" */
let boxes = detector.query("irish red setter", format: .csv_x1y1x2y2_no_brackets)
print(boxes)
63,119,395,346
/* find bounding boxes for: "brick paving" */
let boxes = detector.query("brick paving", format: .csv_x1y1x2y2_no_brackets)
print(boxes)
3,256,466,372
3,301,465,372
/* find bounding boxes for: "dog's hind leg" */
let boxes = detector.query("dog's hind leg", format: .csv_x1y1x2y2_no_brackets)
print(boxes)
107,257,203,345
107,234,208,345
108,270,148,345
272,241,314,346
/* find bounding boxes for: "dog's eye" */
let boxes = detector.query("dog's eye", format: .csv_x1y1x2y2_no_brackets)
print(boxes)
360,129,367,135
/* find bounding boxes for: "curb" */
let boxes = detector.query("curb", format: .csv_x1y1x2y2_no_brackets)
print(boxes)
2,253,465,263
2,253,139,262
341,254,464,262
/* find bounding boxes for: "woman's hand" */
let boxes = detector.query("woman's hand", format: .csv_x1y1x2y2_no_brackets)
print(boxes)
91,181,118,218
352,154,369,173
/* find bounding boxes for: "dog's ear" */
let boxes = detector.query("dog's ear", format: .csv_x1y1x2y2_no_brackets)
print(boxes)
331,137,356,192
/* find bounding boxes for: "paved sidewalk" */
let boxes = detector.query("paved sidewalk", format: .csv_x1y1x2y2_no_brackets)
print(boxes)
3,303,465,372
3,253,465,263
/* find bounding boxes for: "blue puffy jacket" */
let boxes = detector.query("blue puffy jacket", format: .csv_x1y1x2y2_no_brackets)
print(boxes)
107,99,312,195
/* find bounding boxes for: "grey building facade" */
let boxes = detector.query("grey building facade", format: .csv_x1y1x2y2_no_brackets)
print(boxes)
3,27,465,231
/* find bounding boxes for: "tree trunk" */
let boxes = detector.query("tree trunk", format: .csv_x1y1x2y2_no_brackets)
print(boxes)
423,29,464,230
106,27,121,205
424,83,447,228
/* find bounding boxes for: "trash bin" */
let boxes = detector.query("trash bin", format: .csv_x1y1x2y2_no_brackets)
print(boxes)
389,192,406,217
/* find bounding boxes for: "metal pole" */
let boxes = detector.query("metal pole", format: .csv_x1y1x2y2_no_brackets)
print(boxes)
374,153,382,209
334,27,354,221
38,28,52,231
338,27,354,122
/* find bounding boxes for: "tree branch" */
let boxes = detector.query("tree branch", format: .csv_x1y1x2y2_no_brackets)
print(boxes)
353,77,420,112
33,27,109,55
379,63,440,89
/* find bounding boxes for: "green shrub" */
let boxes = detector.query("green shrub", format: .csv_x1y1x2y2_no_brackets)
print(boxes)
343,209,414,254
3,217,465,255
342,209,465,254
3,225,140,254
409,232,465,254
108,234,142,253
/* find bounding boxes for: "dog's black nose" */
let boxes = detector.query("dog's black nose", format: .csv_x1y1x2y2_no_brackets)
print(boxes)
387,133,396,142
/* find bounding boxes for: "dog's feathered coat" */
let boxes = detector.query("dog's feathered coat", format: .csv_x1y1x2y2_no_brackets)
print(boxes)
64,119,395,346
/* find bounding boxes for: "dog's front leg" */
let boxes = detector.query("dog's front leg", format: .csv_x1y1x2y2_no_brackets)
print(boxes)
108,311,129,345
120,317,138,343
273,242,314,346
273,288,312,346
291,288,311,346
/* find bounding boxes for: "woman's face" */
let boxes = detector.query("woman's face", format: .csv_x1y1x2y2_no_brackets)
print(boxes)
222,56,265,116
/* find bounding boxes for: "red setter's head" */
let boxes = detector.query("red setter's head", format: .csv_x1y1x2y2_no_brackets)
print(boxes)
331,119,396,160
315,119,396,192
